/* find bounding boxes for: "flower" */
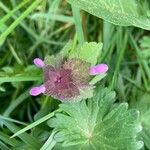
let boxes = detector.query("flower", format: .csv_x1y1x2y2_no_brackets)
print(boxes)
30,57,108,101
89,64,108,75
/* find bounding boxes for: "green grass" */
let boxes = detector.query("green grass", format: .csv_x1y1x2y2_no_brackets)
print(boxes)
0,0,150,150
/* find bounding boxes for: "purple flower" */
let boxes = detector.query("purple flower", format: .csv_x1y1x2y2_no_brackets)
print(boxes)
29,85,45,96
89,64,108,75
33,58,45,68
30,57,108,101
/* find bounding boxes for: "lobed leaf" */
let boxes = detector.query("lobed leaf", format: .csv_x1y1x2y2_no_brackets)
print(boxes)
48,87,143,150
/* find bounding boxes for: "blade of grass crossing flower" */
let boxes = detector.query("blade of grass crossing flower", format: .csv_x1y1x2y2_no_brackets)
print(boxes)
11,110,59,138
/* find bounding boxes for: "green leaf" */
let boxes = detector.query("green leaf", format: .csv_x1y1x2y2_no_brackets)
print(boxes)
68,0,150,30
48,87,143,150
70,42,102,65
45,42,102,67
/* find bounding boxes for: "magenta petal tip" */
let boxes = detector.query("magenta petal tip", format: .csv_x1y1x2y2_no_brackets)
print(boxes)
29,85,45,96
89,64,108,75
33,58,45,68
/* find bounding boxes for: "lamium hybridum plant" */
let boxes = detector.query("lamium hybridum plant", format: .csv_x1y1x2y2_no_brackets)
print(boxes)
0,0,150,149
30,42,108,101
28,42,143,150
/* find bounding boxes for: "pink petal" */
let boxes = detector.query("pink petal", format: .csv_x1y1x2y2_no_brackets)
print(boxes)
33,58,45,68
89,64,108,75
29,85,45,96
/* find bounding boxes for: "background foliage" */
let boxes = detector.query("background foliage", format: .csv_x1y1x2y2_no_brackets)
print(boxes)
0,0,150,150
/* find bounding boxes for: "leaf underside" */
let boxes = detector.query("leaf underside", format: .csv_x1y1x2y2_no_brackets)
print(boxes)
68,0,150,30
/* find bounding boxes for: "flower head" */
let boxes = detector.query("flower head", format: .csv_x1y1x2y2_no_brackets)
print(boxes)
43,66,79,100
30,57,108,101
